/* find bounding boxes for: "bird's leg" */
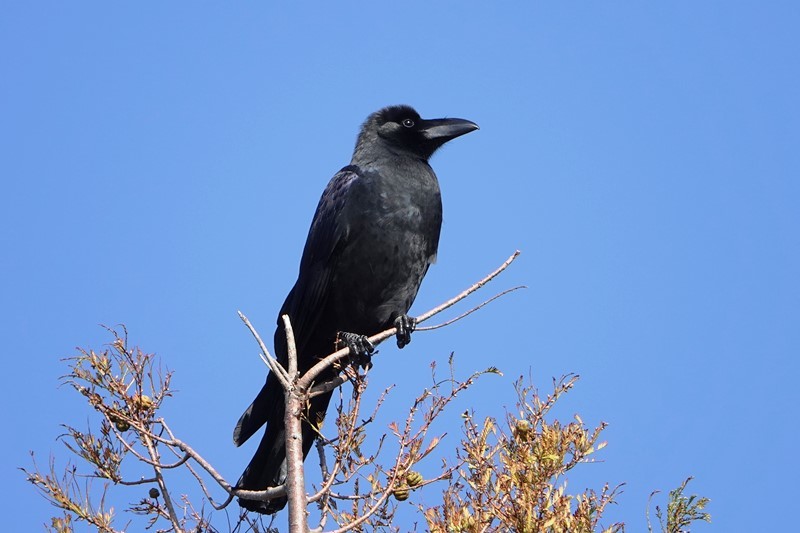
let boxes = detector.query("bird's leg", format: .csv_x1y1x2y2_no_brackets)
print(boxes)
394,314,417,349
336,331,375,370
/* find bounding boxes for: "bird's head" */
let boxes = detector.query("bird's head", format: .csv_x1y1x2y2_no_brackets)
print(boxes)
355,105,479,162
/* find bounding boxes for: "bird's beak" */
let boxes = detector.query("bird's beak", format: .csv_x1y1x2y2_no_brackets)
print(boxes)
420,118,480,142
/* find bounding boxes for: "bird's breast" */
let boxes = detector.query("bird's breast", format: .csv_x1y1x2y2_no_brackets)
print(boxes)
329,169,442,331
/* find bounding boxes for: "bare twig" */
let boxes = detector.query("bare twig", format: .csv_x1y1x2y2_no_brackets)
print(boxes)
309,375,348,399
238,311,291,389
157,419,286,503
311,439,333,532
417,285,526,331
282,314,298,380
118,477,158,486
183,459,234,511
416,250,521,324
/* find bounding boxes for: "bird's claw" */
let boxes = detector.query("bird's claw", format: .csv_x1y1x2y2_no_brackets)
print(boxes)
337,331,375,369
394,314,417,349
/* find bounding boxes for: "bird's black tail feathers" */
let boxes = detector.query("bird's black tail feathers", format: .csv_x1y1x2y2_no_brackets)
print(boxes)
235,378,335,515
236,411,289,514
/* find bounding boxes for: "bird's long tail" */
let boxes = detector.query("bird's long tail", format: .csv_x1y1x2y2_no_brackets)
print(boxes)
236,406,289,514
235,381,335,515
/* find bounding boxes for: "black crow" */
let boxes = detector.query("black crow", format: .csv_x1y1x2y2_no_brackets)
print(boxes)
234,105,478,513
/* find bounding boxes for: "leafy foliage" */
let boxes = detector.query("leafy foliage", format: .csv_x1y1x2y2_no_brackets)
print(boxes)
648,477,711,533
23,328,711,532
423,375,623,533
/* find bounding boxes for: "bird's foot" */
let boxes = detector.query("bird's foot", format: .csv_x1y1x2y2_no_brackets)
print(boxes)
337,331,375,369
394,314,417,349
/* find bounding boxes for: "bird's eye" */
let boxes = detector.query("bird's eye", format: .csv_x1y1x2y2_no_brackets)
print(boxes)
402,118,415,128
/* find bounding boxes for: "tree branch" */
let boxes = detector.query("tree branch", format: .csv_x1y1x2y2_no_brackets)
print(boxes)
283,314,309,531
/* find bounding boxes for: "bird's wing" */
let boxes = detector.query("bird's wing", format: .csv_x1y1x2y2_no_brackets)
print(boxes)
233,167,362,448
277,166,361,357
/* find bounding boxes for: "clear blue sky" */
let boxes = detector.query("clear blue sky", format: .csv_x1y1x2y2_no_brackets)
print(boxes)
2,3,798,531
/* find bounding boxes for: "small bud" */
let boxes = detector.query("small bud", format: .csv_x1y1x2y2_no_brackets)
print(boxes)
109,413,130,432
392,487,409,501
134,395,154,411
88,392,103,407
514,419,531,440
406,471,423,487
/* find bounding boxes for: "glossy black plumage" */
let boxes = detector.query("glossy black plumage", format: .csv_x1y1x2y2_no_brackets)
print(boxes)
234,105,478,514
